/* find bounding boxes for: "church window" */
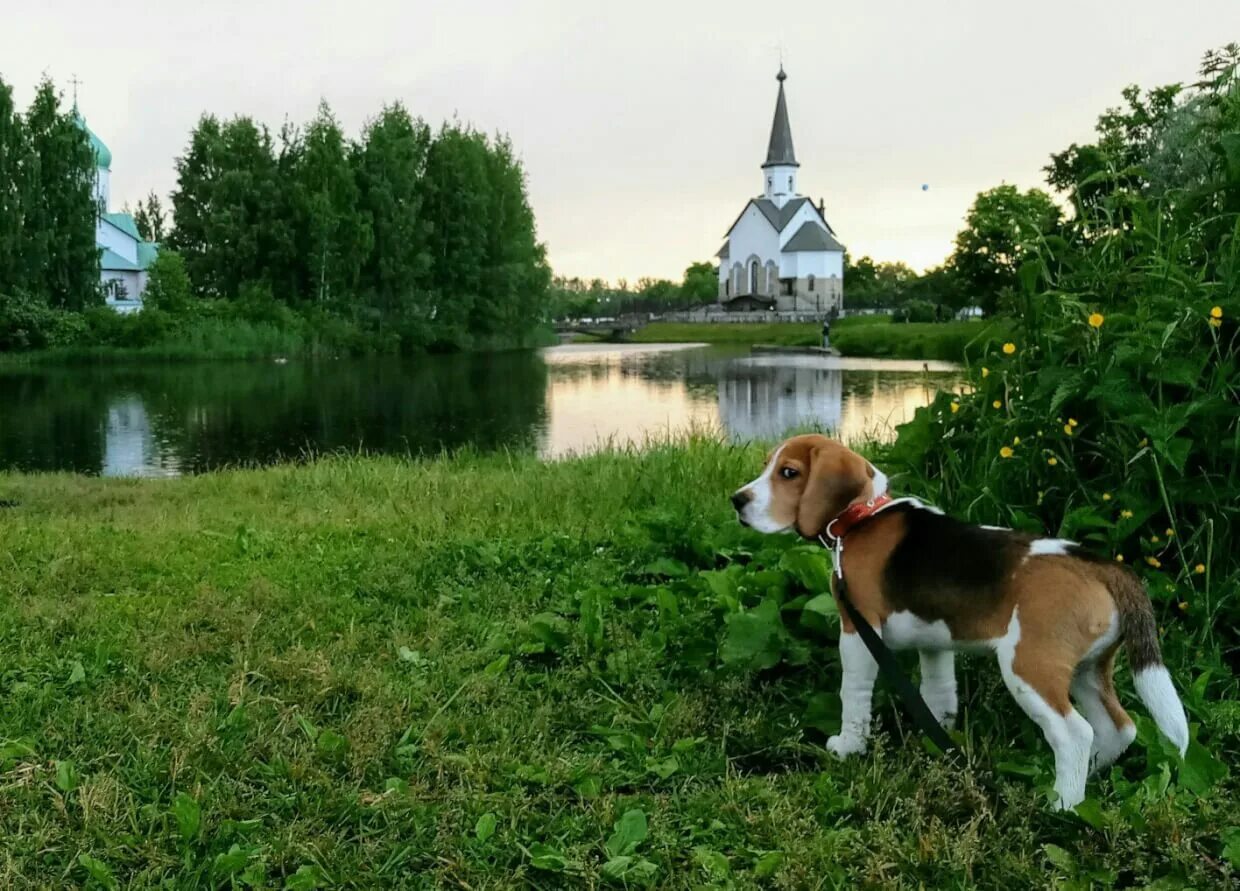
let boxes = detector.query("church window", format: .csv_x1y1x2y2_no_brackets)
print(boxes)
766,177,772,190
788,176,793,190
807,275,816,292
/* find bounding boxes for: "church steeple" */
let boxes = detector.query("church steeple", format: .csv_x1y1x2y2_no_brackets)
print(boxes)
763,66,798,169
761,67,799,207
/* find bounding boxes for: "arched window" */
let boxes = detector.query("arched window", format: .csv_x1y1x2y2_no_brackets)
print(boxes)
807,274,816,292
749,260,760,295
725,279,731,297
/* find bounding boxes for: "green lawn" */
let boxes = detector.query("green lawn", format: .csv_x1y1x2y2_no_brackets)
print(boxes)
0,442,1234,888
627,322,822,347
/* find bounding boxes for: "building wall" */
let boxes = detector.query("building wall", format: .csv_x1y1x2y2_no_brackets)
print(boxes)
97,219,138,264
94,167,110,210
725,203,781,295
762,164,798,207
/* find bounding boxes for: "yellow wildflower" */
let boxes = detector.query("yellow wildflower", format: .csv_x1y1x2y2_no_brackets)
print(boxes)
1210,317,1222,328
950,401,960,414
1210,306,1223,319
1146,556,1161,569
1013,436,1021,446
1102,493,1112,501
1178,601,1188,612
982,367,990,378
1139,438,1148,447
1151,535,1160,543
1000,446,1014,459
1063,424,1073,436
1115,554,1124,563
1165,528,1174,538
1047,456,1059,466
1088,313,1104,328
1003,342,1017,355
1121,509,1134,519
1195,563,1206,574
993,400,1002,409
1068,418,1079,427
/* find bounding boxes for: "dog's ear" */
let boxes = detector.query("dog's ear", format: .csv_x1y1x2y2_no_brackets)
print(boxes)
796,444,871,538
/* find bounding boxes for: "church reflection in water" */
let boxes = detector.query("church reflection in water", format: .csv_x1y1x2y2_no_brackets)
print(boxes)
101,395,182,478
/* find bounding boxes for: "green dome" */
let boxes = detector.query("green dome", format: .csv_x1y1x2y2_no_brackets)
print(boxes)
73,111,111,169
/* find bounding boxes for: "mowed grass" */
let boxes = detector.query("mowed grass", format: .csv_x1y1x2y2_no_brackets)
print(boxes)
0,443,1235,888
627,322,821,347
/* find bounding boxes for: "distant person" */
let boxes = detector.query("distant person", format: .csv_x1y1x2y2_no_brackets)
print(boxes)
822,319,831,349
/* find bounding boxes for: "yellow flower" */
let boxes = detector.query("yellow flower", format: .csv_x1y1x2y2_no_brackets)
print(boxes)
982,367,990,378
1120,509,1134,519
1151,535,1160,543
1003,342,1017,355
993,400,1002,409
1210,305,1223,319
1013,436,1021,446
1068,418,1079,427
1164,528,1174,538
1210,317,1222,328
950,401,960,414
1088,312,1104,328
1139,438,1148,447
1000,446,1014,459
1047,456,1058,466
1115,554,1124,563
1178,601,1188,612
1102,493,1112,501
1195,563,1206,574
1146,556,1161,569
1063,424,1073,436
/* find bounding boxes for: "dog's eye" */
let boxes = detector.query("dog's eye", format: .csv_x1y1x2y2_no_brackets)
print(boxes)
779,467,799,480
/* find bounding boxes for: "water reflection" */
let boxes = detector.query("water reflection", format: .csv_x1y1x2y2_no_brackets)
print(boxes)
0,345,962,476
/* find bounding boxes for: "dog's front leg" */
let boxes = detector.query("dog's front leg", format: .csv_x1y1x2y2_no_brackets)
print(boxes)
828,630,879,758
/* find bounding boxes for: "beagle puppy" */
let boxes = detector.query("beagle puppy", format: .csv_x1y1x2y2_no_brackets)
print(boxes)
731,434,1189,810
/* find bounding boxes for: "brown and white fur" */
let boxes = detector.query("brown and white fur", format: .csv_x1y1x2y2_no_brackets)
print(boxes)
730,434,1189,810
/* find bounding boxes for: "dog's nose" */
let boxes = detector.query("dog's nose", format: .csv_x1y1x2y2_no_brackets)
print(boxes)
730,490,753,511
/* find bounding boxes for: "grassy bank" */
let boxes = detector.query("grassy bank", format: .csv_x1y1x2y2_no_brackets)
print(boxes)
627,321,821,347
0,442,1234,888
621,318,1005,362
831,317,1007,362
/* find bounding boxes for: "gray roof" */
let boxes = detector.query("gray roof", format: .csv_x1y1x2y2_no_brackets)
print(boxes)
716,240,730,259
783,221,845,253
762,68,798,169
754,196,810,231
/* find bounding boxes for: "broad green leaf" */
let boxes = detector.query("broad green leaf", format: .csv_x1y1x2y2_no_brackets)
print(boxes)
284,864,324,890
528,842,569,872
693,846,730,878
753,851,784,877
55,759,78,792
720,598,784,670
77,854,117,890
172,791,201,842
474,812,497,842
1043,843,1075,873
1177,740,1227,795
605,808,648,858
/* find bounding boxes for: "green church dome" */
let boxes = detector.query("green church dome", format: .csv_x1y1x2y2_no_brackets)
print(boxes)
73,111,112,169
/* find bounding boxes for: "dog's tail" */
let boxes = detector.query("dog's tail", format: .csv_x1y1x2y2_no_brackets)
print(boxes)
1108,566,1189,754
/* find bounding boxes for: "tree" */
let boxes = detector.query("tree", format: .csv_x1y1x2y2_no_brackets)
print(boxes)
141,250,193,313
681,261,717,306
0,75,26,299
20,79,99,311
950,185,1061,315
354,103,432,319
133,190,166,241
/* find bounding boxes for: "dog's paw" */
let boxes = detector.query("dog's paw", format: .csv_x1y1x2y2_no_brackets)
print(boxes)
826,734,867,759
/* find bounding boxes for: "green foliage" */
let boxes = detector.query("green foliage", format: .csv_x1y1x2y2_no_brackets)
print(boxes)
132,190,165,242
950,184,1062,315
681,261,718,305
140,250,192,313
832,319,1006,361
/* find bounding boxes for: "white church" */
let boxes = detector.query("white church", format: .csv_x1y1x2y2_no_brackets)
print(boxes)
717,68,844,314
76,108,158,312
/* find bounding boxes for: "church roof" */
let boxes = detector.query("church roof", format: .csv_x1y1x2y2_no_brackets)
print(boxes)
73,111,112,169
762,67,798,169
716,241,729,259
783,221,845,253
137,242,159,269
753,196,810,231
103,212,141,241
100,248,141,271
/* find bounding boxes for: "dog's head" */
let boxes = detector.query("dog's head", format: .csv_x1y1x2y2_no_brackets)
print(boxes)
730,434,886,538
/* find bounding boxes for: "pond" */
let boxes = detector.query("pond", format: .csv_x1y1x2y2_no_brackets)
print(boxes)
0,344,963,477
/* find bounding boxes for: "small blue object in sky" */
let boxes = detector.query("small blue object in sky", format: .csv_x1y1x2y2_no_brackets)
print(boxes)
921,184,929,191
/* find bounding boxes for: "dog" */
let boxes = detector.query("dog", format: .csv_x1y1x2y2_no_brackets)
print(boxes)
730,434,1189,809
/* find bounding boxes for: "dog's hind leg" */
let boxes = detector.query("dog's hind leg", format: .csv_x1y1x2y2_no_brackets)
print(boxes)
1071,643,1135,773
994,610,1094,810
919,649,957,730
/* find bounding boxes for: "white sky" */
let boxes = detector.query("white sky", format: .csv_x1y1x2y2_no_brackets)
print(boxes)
3,1,1237,281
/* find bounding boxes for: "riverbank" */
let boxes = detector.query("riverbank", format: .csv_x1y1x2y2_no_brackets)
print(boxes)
0,442,1231,888
619,318,1004,362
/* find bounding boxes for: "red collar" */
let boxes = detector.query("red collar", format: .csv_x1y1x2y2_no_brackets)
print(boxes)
823,494,893,543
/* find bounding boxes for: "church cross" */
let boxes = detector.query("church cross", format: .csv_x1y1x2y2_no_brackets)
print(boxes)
69,74,83,108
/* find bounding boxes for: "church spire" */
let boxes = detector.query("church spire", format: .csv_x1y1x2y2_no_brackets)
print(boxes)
762,66,798,169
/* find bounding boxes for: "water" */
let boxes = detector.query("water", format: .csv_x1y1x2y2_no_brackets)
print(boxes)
0,344,962,477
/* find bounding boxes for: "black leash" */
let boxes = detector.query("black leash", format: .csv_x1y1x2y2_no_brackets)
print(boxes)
820,532,957,754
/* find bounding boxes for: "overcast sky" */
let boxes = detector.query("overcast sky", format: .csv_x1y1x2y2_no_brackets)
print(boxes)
3,2,1236,281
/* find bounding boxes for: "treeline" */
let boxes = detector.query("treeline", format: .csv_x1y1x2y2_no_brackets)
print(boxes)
168,102,550,349
0,76,552,355
549,262,717,319
0,78,99,312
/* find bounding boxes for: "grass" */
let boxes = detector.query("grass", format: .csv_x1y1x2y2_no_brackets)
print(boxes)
626,322,821,348
832,319,1007,362
0,441,1235,888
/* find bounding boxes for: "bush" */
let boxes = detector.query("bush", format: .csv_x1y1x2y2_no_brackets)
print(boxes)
893,299,937,323
0,292,85,350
